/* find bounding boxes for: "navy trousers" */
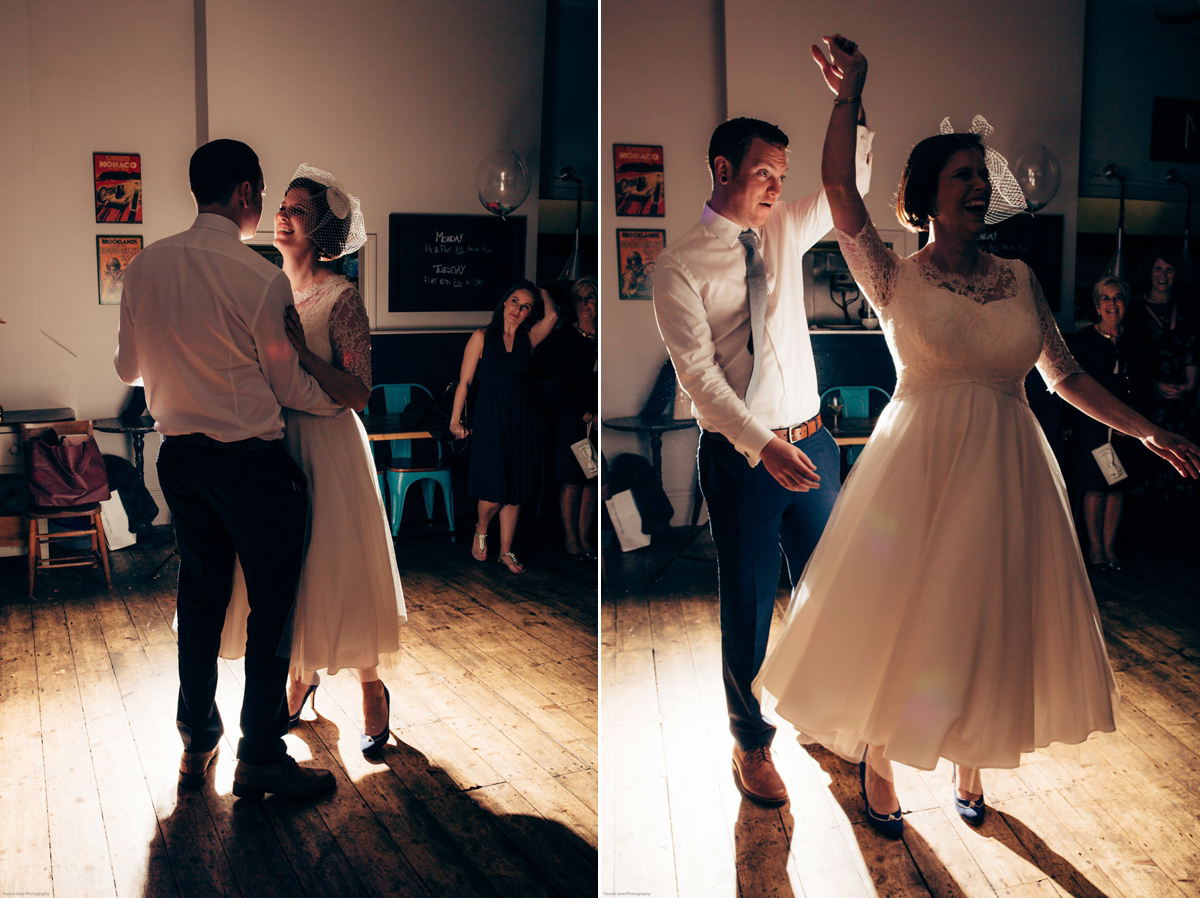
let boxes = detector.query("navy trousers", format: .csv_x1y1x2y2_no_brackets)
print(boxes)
158,440,308,766
698,428,842,750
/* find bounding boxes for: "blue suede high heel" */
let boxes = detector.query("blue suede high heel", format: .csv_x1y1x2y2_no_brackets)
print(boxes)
287,678,319,728
953,768,986,826
360,685,391,754
859,761,904,838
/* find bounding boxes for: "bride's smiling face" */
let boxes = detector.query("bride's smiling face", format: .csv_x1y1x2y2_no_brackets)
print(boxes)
274,187,318,251
931,148,991,238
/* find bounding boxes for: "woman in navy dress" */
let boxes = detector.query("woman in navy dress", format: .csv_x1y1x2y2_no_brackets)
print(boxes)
450,280,558,573
544,277,598,560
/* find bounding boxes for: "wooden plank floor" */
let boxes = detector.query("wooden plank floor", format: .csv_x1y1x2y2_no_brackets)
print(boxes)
602,525,1200,897
0,526,597,897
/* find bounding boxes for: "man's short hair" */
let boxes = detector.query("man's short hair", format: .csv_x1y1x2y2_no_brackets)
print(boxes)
707,117,789,183
189,139,262,207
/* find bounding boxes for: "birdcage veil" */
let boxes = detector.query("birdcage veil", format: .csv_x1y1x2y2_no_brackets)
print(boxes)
285,164,367,259
939,116,1028,225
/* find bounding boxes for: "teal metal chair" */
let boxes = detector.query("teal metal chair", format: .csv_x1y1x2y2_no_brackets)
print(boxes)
819,385,892,466
373,383,455,540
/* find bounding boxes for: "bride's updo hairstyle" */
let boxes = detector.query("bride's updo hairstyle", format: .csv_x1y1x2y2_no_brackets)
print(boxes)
894,132,985,233
285,164,367,260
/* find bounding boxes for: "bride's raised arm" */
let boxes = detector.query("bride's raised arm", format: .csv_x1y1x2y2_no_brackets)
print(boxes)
813,35,869,237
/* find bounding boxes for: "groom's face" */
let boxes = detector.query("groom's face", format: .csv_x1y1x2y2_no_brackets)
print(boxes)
720,138,788,229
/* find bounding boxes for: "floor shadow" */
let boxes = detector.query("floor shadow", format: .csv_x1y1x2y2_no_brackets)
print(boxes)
732,799,797,897
993,810,1112,898
798,744,956,896
146,735,596,898
802,744,1114,898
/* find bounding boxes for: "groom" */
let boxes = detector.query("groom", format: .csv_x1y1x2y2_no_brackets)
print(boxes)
115,139,341,798
653,63,873,805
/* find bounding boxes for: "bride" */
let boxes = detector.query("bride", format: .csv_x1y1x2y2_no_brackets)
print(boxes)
755,37,1200,839
221,165,405,755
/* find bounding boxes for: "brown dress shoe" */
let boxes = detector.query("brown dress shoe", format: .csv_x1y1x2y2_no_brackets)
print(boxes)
179,746,219,787
232,755,336,799
732,745,788,807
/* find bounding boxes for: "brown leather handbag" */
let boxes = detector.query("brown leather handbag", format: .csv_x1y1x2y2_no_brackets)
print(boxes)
26,428,112,507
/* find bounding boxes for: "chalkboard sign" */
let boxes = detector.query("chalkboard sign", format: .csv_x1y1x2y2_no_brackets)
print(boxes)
975,214,1064,310
388,213,526,313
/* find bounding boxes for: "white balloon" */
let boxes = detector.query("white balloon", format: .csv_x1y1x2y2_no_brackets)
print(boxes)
1013,144,1061,212
476,150,530,218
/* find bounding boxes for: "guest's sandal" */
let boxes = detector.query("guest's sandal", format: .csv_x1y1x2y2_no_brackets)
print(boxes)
498,552,525,574
472,528,488,561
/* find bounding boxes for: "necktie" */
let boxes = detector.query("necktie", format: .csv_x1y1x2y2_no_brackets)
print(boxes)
738,229,767,406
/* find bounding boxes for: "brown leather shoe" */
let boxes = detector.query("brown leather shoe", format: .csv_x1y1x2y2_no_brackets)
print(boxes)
732,745,788,806
179,746,219,787
232,755,336,799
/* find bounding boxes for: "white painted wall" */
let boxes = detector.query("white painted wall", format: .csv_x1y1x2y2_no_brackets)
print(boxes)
0,1,198,519
600,0,725,523
0,0,547,521
206,0,547,332
0,1,198,419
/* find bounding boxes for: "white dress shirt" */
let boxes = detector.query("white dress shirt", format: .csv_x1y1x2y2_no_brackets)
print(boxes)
115,213,341,441
654,127,873,466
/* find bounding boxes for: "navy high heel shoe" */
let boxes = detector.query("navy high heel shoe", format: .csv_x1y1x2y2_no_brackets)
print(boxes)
287,678,319,728
953,768,986,826
859,761,904,838
955,792,986,825
360,685,391,754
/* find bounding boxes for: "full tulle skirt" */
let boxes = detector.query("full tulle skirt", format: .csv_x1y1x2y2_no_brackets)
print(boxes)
755,381,1118,771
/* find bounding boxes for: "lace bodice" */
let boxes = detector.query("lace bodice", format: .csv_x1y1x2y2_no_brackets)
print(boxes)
292,275,372,388
836,221,1081,402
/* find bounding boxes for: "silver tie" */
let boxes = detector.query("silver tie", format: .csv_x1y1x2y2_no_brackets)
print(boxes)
738,229,767,406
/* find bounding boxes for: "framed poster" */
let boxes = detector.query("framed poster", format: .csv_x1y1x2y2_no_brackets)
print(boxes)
616,228,665,300
94,153,142,223
613,144,665,216
96,235,142,305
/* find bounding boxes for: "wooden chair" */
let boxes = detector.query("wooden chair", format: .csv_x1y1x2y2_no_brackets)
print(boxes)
20,421,112,597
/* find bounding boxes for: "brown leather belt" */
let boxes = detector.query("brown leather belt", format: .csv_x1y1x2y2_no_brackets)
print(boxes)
770,413,823,443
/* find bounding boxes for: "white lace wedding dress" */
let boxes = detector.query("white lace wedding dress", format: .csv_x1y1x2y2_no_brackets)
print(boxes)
220,275,405,677
754,222,1118,771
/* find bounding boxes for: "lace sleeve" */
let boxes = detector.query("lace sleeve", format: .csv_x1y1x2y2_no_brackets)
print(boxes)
834,218,899,310
328,285,373,388
1030,265,1083,390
